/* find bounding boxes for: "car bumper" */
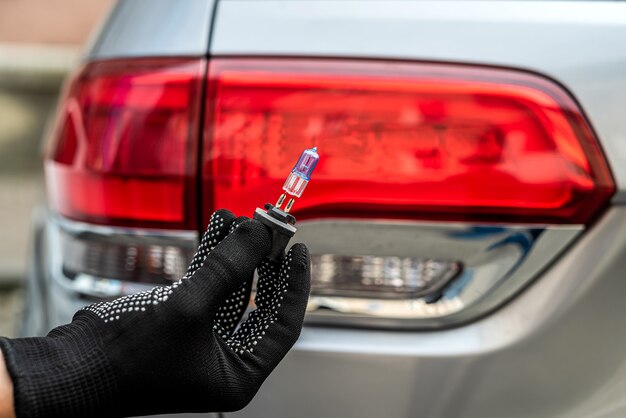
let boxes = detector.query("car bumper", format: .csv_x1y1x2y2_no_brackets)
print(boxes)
232,206,626,418
26,207,626,418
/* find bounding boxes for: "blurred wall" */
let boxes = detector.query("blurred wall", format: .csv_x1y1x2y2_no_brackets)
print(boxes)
0,0,113,45
0,0,114,285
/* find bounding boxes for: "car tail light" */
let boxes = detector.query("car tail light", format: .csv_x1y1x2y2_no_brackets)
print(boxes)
202,58,614,226
45,57,615,328
46,58,205,229
201,58,613,326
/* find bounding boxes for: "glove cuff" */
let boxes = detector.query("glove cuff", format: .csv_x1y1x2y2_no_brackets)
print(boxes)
0,326,120,418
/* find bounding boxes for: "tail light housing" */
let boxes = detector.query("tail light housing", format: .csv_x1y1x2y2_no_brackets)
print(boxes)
200,58,613,326
202,59,614,226
46,58,205,230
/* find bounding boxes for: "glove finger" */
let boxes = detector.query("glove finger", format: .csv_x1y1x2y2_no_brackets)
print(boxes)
214,278,254,338
214,215,255,336
230,215,250,230
184,209,236,279
192,218,271,309
227,244,311,367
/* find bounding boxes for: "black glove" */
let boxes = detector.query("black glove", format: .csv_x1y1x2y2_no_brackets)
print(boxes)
0,209,311,418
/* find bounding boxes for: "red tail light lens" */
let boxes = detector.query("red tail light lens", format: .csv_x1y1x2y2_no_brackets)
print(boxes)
202,59,614,225
46,58,205,229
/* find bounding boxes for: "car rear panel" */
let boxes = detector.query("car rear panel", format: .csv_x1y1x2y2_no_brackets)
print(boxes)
30,1,626,417
88,0,215,60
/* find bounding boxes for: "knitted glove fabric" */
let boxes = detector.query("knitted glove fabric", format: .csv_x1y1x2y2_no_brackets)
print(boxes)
0,209,311,418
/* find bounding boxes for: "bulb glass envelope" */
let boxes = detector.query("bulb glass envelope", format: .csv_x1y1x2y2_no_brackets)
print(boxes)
282,147,320,198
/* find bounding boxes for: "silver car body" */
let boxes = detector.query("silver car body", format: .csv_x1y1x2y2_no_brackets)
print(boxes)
25,1,626,417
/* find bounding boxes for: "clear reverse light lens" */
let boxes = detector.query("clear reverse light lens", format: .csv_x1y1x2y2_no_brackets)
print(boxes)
311,254,461,300
60,229,195,287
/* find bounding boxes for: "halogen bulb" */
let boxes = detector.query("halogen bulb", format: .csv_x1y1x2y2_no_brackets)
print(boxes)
276,147,320,213
283,146,319,197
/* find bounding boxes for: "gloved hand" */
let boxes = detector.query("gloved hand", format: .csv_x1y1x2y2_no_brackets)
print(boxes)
0,209,311,418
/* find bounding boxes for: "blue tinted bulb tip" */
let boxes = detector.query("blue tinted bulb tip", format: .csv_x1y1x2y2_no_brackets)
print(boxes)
292,146,320,181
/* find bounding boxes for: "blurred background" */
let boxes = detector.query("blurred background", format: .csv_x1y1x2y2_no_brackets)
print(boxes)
0,0,113,336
